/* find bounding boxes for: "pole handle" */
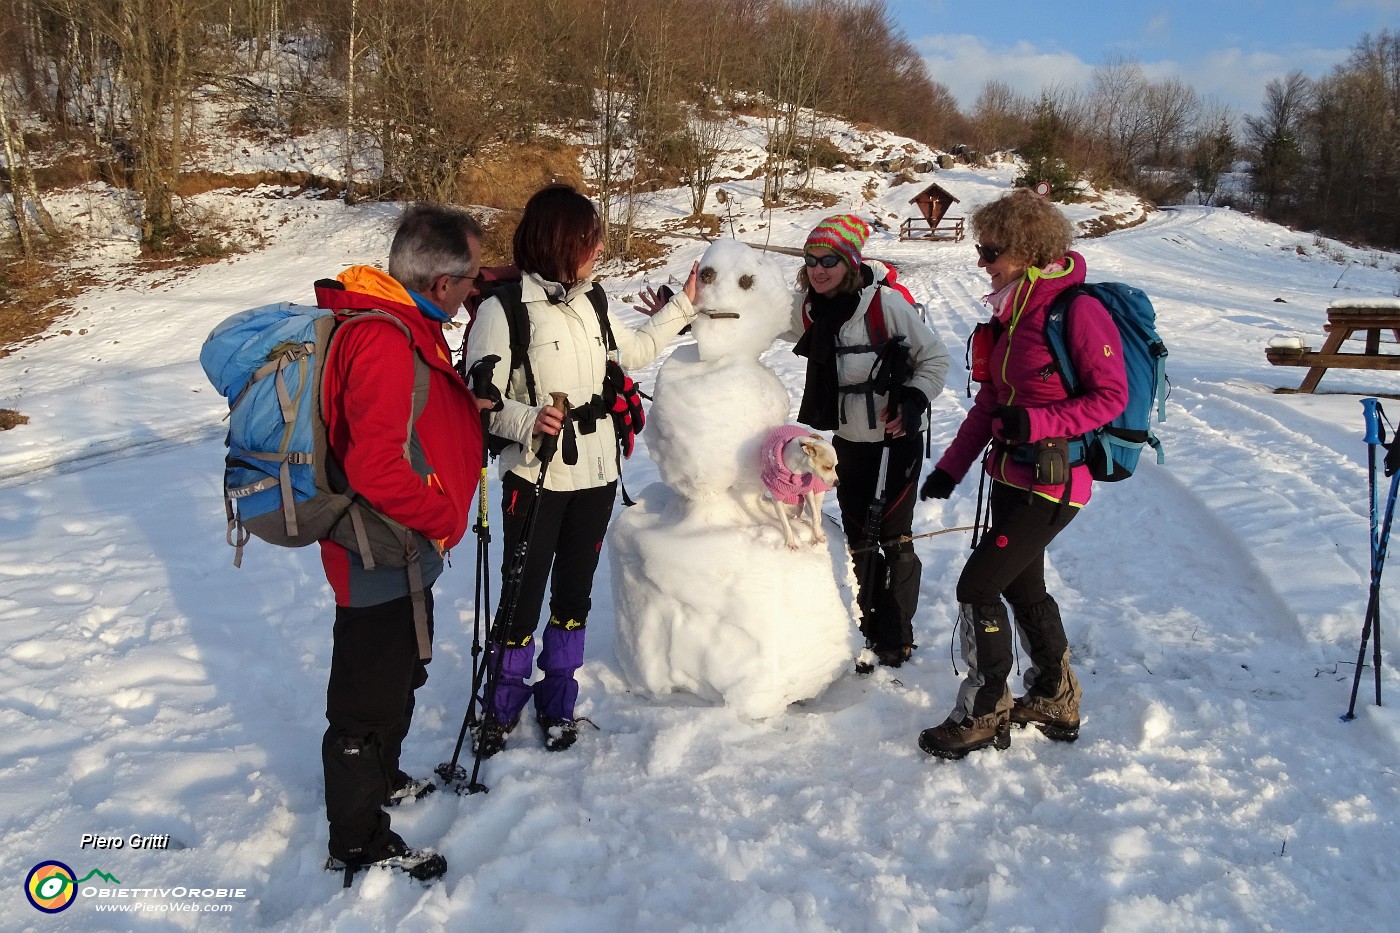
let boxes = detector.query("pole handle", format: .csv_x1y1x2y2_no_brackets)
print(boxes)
1364,397,1382,445
536,393,570,463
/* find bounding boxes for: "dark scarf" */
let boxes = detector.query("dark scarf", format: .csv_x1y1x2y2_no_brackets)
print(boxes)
794,288,861,430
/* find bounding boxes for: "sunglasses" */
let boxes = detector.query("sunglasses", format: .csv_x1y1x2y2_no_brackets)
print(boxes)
804,253,844,269
975,243,1004,264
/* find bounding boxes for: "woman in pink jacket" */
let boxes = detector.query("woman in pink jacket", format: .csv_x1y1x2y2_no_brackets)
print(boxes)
917,188,1127,760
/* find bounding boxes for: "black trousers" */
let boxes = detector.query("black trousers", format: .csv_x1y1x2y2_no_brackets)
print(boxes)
954,482,1077,717
834,432,925,648
323,590,433,860
956,482,1076,609
494,472,617,644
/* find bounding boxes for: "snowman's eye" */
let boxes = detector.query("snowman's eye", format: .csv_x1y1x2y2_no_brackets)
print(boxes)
738,275,754,290
700,267,717,284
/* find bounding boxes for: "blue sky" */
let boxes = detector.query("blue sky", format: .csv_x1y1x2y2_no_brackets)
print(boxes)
890,0,1400,117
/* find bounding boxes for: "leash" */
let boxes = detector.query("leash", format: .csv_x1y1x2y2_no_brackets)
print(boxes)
847,525,979,555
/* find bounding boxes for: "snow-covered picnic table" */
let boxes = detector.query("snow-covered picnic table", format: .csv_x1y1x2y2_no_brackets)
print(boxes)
1269,300,1400,392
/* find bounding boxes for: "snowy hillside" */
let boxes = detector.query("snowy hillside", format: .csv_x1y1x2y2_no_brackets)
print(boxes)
3,137,1400,931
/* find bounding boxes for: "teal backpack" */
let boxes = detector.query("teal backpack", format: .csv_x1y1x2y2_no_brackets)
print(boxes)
1044,282,1168,481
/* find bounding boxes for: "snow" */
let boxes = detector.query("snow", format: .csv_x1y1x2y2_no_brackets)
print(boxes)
5,145,1400,930
1331,298,1400,310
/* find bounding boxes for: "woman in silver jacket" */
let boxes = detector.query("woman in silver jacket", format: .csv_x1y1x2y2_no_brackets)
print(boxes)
463,184,697,754
788,215,950,669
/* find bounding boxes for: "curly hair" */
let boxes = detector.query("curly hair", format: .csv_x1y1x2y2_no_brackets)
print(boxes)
970,187,1074,270
513,184,603,287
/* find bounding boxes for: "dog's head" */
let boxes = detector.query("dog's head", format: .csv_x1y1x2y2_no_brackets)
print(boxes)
691,240,791,362
786,433,839,489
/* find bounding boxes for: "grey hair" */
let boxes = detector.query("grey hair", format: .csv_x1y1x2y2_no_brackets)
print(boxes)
387,203,483,292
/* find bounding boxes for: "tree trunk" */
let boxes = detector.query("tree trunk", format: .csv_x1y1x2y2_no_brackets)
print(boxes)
0,91,35,258
344,0,357,204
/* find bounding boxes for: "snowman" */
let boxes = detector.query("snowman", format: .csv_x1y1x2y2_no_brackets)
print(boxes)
609,240,858,719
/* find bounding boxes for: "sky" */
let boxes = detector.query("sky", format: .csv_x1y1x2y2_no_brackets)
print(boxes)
891,0,1400,117
4,103,1400,930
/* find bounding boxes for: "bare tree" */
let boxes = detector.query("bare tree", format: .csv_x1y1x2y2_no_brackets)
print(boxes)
1142,76,1198,166
1189,99,1237,205
1245,71,1310,210
678,105,729,216
342,0,358,203
757,1,832,205
584,0,638,253
972,79,1028,152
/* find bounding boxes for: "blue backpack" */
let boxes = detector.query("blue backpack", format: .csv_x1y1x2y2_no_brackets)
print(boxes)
199,284,430,568
1044,282,1168,482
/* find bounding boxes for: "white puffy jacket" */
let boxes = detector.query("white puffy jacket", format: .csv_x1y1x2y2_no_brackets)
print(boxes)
786,282,950,444
465,272,695,492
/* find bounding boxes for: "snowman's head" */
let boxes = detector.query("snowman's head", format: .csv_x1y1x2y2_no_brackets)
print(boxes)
691,240,791,362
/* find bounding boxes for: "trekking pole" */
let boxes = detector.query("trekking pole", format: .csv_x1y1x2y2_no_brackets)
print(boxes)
854,338,908,673
1346,399,1393,718
451,391,569,795
853,443,892,675
437,356,501,786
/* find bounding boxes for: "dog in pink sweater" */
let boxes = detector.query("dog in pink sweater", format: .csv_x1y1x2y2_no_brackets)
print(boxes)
760,424,838,550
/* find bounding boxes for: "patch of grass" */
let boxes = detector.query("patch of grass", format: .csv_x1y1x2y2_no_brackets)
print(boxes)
785,188,842,209
0,408,28,430
459,139,587,211
475,210,519,268
1078,208,1151,239
0,250,91,359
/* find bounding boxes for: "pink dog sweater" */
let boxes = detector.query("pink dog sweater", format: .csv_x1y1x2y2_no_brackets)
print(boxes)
761,425,835,505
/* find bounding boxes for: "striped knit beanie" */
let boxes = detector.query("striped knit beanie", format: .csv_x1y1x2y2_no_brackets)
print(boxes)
805,214,870,271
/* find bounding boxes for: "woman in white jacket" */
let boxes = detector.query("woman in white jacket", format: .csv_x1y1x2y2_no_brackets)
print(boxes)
790,215,950,670
464,185,697,754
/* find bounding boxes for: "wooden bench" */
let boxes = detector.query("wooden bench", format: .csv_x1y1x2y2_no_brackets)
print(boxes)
1268,304,1400,393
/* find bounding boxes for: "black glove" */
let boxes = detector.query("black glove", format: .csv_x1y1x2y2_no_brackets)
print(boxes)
895,387,928,436
920,468,956,500
467,354,504,412
993,405,1030,444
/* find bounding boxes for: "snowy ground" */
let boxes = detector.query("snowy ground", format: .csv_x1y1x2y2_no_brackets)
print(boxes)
4,156,1400,932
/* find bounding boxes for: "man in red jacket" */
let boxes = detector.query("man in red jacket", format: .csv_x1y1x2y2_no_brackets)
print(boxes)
319,204,484,883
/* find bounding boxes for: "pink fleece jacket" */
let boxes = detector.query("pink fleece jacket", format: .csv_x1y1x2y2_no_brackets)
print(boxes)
936,252,1128,507
761,424,836,506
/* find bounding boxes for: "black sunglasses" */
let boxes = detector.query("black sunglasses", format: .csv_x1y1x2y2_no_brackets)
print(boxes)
975,243,1003,264
804,253,844,269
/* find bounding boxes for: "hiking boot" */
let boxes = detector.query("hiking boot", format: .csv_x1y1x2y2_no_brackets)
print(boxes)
917,713,1011,760
538,716,578,752
1010,695,1080,742
874,644,913,667
472,717,516,759
325,835,447,886
386,770,436,807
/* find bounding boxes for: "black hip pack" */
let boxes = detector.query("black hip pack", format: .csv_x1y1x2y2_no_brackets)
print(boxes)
1009,437,1074,486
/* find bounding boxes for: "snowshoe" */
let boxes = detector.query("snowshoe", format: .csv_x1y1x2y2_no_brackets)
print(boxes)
917,713,1011,760
855,643,913,674
386,770,436,807
472,716,516,759
538,716,578,752
325,837,447,887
